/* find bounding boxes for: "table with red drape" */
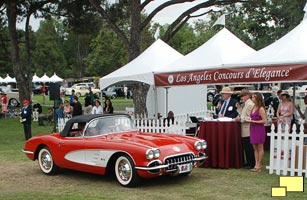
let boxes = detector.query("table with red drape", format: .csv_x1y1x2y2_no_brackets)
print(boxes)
198,121,243,169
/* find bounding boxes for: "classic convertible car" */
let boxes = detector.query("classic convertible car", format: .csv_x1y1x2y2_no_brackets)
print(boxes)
22,114,207,187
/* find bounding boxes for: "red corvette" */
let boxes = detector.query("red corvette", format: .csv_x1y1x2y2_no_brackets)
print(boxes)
22,114,207,187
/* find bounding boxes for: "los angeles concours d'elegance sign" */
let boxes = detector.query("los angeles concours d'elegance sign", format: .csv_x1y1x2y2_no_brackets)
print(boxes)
154,64,307,86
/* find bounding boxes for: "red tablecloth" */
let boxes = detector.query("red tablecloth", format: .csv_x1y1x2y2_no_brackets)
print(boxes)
198,121,243,169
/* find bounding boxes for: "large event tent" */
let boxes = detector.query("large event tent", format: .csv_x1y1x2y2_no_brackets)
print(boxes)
153,28,256,115
99,39,183,88
155,21,307,87
99,39,184,117
156,28,255,74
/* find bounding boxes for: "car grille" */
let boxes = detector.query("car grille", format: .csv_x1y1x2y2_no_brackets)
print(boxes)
164,153,194,171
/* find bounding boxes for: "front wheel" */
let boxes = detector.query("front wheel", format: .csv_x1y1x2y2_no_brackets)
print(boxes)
115,155,139,187
38,147,58,175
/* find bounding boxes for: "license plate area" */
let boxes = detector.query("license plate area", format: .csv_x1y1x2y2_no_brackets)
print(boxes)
178,163,192,174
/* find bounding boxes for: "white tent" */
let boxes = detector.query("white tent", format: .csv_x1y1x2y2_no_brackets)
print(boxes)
3,74,16,83
99,39,183,89
0,76,4,83
39,73,51,83
32,73,41,82
233,18,307,67
155,21,307,87
156,28,256,74
50,72,63,83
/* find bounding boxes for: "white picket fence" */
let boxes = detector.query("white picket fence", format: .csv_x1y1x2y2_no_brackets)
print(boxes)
267,123,307,177
57,109,214,134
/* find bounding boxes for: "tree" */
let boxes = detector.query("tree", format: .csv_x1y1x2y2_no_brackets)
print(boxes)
224,0,305,50
31,18,66,76
88,0,244,116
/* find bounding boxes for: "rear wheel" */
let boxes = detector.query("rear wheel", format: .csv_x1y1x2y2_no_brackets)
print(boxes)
115,155,139,187
38,147,58,175
76,92,81,97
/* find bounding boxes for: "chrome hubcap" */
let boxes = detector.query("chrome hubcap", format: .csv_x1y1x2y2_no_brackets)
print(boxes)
41,151,52,170
118,160,131,181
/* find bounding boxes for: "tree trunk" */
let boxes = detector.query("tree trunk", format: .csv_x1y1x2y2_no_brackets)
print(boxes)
129,0,150,117
130,83,150,118
6,1,32,103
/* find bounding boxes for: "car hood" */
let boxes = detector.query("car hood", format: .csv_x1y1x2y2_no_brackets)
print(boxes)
103,131,194,151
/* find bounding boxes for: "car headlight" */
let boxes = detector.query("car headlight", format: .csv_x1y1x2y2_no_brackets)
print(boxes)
201,140,207,149
146,149,154,160
146,148,160,160
194,140,207,150
153,148,160,158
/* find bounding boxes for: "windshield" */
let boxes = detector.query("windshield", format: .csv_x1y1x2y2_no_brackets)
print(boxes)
84,116,136,136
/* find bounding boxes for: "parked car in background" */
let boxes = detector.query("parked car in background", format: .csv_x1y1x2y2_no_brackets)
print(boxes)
102,87,133,99
102,87,117,99
65,82,100,97
0,86,20,106
22,114,207,187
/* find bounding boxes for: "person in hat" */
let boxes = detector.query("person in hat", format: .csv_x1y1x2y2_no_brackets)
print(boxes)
236,89,255,169
218,87,238,118
20,99,32,140
91,99,103,114
1,92,8,118
276,91,294,132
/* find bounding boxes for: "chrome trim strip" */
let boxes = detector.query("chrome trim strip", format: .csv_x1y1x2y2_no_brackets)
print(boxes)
135,164,169,171
193,155,207,161
21,149,34,154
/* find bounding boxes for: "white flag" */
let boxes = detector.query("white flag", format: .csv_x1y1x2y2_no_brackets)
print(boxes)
154,27,160,40
212,14,225,28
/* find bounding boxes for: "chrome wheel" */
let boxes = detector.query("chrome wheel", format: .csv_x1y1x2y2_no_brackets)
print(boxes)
38,147,58,175
9,98,18,107
115,155,139,187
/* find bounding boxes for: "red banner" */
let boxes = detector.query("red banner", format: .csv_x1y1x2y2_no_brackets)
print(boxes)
154,64,307,86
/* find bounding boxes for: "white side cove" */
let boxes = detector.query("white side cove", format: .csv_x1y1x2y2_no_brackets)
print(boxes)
65,150,118,167
147,84,207,118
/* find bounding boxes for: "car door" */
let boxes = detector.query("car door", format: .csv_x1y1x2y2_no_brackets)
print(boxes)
57,123,86,171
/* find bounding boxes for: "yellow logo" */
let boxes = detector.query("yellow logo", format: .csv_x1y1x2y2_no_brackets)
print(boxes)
271,176,304,197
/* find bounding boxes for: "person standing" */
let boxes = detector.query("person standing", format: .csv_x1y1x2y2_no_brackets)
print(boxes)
271,89,282,117
41,84,46,105
1,92,8,118
92,99,103,114
277,91,294,132
84,93,92,115
218,87,238,118
236,89,255,169
70,89,75,106
103,99,114,114
124,86,128,99
296,95,307,134
20,99,32,140
63,100,73,118
212,85,223,115
249,92,267,172
72,96,82,116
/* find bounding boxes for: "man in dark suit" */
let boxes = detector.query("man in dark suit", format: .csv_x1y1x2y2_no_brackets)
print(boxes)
219,87,238,118
20,99,32,140
72,96,82,116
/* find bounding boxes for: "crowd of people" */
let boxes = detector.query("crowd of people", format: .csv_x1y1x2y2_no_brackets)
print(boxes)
13,87,114,140
212,85,307,173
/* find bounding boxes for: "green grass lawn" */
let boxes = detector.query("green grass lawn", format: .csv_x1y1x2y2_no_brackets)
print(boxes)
0,117,306,199
30,94,133,113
